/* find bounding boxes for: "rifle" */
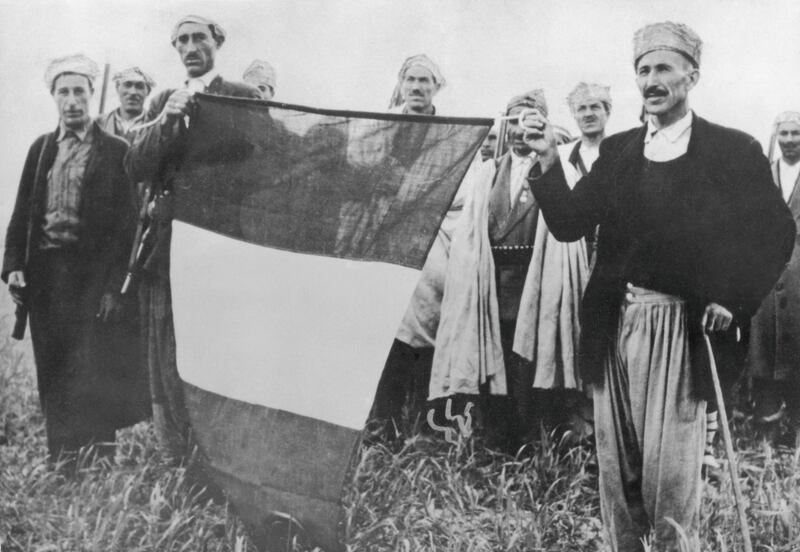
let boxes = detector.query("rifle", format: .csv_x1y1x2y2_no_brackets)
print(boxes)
121,192,152,296
98,62,111,115
121,186,168,295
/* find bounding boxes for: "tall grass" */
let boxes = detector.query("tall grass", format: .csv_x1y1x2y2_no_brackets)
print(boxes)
1,316,799,551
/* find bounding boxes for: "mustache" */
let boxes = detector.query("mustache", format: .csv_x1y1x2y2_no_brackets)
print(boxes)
644,86,667,98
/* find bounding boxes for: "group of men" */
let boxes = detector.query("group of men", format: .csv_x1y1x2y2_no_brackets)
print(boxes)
3,14,799,552
366,21,797,552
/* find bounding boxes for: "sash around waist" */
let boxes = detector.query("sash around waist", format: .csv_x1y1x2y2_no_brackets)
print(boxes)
623,282,683,304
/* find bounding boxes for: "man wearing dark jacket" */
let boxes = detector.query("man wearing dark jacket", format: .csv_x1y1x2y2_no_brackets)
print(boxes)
125,15,260,461
3,54,147,462
523,22,794,552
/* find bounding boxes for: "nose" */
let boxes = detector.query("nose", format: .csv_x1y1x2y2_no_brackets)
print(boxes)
645,71,660,89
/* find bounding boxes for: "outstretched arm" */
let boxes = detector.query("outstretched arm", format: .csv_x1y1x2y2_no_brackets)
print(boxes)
522,110,611,242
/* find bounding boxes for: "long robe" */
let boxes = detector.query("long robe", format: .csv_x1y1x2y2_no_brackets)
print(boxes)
429,154,588,398
749,160,800,381
3,123,148,457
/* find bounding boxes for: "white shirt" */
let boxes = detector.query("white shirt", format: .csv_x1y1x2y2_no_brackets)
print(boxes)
579,141,600,171
185,69,220,93
778,158,800,202
643,110,693,161
509,151,535,203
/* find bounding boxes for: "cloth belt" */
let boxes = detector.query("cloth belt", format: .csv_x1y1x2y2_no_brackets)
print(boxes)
624,282,683,305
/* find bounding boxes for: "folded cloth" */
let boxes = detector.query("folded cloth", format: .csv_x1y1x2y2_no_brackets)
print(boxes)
429,157,589,399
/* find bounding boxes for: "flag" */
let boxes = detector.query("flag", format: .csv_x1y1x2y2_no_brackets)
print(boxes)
170,93,491,550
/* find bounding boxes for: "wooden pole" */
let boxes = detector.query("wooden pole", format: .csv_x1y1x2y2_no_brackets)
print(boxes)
703,332,753,552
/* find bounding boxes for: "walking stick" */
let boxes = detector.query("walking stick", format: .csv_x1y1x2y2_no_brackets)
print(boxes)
703,332,753,552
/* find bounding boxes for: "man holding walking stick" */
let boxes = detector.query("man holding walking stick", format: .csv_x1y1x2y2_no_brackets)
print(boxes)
522,22,794,551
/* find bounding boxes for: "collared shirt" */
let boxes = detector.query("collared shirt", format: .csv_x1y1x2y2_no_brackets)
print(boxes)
778,158,800,202
99,108,146,141
186,69,220,93
509,151,535,203
41,123,94,248
643,110,693,161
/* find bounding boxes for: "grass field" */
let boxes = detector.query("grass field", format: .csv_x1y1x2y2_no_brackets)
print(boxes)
1,314,799,551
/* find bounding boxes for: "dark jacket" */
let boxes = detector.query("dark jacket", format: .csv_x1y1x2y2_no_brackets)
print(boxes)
126,75,261,185
530,114,795,395
3,122,136,308
124,75,260,275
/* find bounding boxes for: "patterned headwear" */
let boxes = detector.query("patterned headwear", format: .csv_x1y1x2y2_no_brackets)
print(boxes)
775,111,800,128
506,89,548,117
45,54,99,92
112,66,156,91
388,54,445,109
243,59,276,90
171,15,226,47
567,82,612,113
633,21,702,68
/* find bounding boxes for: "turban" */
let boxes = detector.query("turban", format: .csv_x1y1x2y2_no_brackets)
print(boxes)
171,15,226,47
112,66,156,90
775,111,800,128
243,59,277,90
506,89,548,117
388,54,445,109
633,21,702,68
44,54,99,92
567,82,612,112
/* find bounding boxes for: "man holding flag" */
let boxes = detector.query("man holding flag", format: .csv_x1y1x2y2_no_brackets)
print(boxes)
125,14,259,461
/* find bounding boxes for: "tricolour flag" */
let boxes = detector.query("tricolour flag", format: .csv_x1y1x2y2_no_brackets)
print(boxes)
170,94,491,550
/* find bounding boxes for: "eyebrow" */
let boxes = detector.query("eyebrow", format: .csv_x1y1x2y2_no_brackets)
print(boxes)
177,31,209,41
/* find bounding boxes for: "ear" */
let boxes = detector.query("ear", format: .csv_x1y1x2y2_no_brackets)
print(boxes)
686,67,700,91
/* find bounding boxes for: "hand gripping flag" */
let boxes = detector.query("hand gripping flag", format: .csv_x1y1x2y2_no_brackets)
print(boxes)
169,93,491,550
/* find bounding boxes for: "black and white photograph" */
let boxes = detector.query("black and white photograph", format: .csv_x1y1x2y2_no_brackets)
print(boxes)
0,1,799,550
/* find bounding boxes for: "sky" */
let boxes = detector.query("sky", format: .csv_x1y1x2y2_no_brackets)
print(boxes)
0,0,798,218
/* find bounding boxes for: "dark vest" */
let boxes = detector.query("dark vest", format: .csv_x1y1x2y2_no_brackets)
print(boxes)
487,154,539,320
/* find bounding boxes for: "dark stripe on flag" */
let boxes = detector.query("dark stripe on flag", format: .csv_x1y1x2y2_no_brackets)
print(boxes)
174,94,491,269
184,382,359,551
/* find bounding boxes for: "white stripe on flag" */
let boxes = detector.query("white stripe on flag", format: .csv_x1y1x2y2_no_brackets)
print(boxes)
170,221,420,430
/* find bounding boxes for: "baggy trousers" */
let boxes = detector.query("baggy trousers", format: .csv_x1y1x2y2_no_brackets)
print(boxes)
594,285,705,552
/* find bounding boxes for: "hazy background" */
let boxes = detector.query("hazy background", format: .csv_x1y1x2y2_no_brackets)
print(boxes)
1,0,798,220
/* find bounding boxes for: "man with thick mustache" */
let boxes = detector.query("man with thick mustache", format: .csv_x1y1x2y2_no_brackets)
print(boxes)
96,67,156,143
748,111,800,446
523,22,794,551
388,54,443,115
125,15,259,461
3,55,147,462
